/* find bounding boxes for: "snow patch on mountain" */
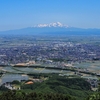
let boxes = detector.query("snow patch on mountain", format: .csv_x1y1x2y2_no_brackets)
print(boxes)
34,22,69,28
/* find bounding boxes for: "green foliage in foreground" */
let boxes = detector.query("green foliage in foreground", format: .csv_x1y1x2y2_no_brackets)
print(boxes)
86,92,100,100
11,80,21,85
21,75,92,100
0,86,9,91
0,90,76,100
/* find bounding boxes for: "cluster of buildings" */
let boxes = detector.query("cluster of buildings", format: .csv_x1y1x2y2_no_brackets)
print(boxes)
0,41,99,66
2,82,20,90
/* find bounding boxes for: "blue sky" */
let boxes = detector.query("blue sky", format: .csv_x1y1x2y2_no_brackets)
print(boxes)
0,0,100,31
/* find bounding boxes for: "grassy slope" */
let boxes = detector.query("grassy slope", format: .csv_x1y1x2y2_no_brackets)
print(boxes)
21,75,93,100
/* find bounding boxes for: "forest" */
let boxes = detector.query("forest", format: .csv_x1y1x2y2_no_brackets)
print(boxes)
0,74,100,100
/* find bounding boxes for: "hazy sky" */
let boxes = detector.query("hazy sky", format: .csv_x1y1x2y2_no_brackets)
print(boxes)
0,0,100,31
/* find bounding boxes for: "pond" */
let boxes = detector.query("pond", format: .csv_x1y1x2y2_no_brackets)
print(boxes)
0,74,29,85
0,66,73,85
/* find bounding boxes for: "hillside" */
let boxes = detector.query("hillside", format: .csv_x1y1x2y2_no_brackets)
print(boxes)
21,75,93,100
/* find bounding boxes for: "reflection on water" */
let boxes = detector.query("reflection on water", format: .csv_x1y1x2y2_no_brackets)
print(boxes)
82,75,98,80
12,67,72,73
0,64,99,85
0,74,29,85
0,66,74,85
74,61,100,70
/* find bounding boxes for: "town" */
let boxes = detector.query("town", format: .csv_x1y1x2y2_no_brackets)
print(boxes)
0,36,100,93
0,36,100,65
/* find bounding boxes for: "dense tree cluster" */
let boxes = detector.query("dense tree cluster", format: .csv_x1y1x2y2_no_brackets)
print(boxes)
21,75,92,100
46,76,91,90
86,81,100,100
22,75,91,91
86,92,100,100
0,85,9,91
0,90,76,100
0,74,93,100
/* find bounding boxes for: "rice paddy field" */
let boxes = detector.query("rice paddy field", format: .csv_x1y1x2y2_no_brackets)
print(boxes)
74,61,100,74
0,61,100,85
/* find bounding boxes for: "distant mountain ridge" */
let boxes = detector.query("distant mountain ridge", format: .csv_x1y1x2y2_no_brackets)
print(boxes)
0,22,100,36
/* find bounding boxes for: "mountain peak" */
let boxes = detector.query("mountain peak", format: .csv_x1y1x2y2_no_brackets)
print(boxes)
33,22,69,28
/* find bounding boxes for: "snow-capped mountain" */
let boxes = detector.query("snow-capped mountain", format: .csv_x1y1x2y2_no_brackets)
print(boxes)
0,22,100,36
34,22,69,28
